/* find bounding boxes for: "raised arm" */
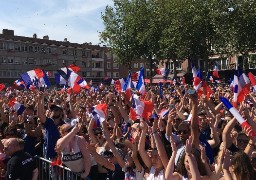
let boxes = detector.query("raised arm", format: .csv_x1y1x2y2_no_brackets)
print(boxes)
131,130,143,172
152,117,168,169
56,125,79,153
222,118,236,149
189,94,200,148
37,92,46,123
185,137,202,180
165,137,180,180
102,121,125,168
138,119,152,169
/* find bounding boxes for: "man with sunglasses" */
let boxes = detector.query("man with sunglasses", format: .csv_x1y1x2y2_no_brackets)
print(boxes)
37,93,65,179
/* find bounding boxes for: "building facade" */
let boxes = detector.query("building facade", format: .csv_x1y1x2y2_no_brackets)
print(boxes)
0,29,128,85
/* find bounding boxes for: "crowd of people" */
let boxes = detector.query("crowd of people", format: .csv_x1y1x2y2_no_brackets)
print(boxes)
0,81,255,180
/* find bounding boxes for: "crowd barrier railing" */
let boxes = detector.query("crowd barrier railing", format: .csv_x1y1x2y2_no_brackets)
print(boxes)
35,156,82,180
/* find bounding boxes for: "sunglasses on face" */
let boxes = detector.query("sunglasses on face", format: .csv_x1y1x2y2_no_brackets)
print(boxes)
178,130,189,135
237,139,249,144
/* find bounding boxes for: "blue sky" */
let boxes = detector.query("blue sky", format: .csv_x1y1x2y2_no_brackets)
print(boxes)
0,0,113,45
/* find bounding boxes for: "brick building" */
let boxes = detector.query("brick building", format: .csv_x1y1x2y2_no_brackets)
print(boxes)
0,29,129,85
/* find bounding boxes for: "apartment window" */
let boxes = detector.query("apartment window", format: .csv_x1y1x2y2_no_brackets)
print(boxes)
176,62,182,70
47,48,52,54
107,62,111,69
249,54,256,69
95,62,101,68
73,49,77,56
0,42,5,49
8,43,14,50
113,63,119,69
82,50,87,57
140,63,144,68
134,63,139,68
29,46,33,52
63,49,67,55
86,72,91,77
8,58,14,64
113,72,119,78
34,46,40,52
107,72,112,78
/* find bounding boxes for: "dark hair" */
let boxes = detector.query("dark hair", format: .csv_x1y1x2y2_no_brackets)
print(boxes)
231,151,256,180
176,148,207,178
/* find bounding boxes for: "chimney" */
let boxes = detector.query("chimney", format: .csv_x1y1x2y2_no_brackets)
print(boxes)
43,35,49,40
64,38,67,42
2,29,14,36
33,33,37,39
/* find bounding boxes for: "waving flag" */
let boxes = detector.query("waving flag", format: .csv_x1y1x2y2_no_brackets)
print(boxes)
192,64,197,78
156,67,170,80
38,70,51,87
115,78,126,92
55,73,67,85
221,97,256,137
248,72,256,92
159,109,169,118
236,68,250,103
132,67,145,81
8,98,25,115
67,64,80,72
92,104,108,123
131,94,154,120
136,67,146,96
20,68,44,85
233,75,239,108
14,79,25,88
212,63,220,78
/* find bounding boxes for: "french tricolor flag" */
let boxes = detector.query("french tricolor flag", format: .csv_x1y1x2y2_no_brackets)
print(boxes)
55,73,67,85
77,78,90,89
159,109,169,118
92,104,108,123
57,67,72,80
20,68,45,85
68,72,83,93
193,69,202,91
132,67,144,81
38,70,51,87
248,72,256,92
233,75,239,108
14,79,25,88
131,94,154,120
8,98,25,115
115,78,126,92
67,64,80,72
136,67,146,96
221,97,256,137
212,63,220,78
192,64,197,78
156,68,170,79
91,111,101,128
235,68,250,103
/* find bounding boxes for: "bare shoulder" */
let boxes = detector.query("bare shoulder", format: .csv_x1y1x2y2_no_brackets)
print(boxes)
77,136,88,146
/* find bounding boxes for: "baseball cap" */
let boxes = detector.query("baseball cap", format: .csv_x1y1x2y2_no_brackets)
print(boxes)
50,104,63,111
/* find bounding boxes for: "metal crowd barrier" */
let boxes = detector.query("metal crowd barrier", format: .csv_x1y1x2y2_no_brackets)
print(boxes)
35,156,82,180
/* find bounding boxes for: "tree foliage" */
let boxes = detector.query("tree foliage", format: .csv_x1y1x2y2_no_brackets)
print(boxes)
100,0,256,75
